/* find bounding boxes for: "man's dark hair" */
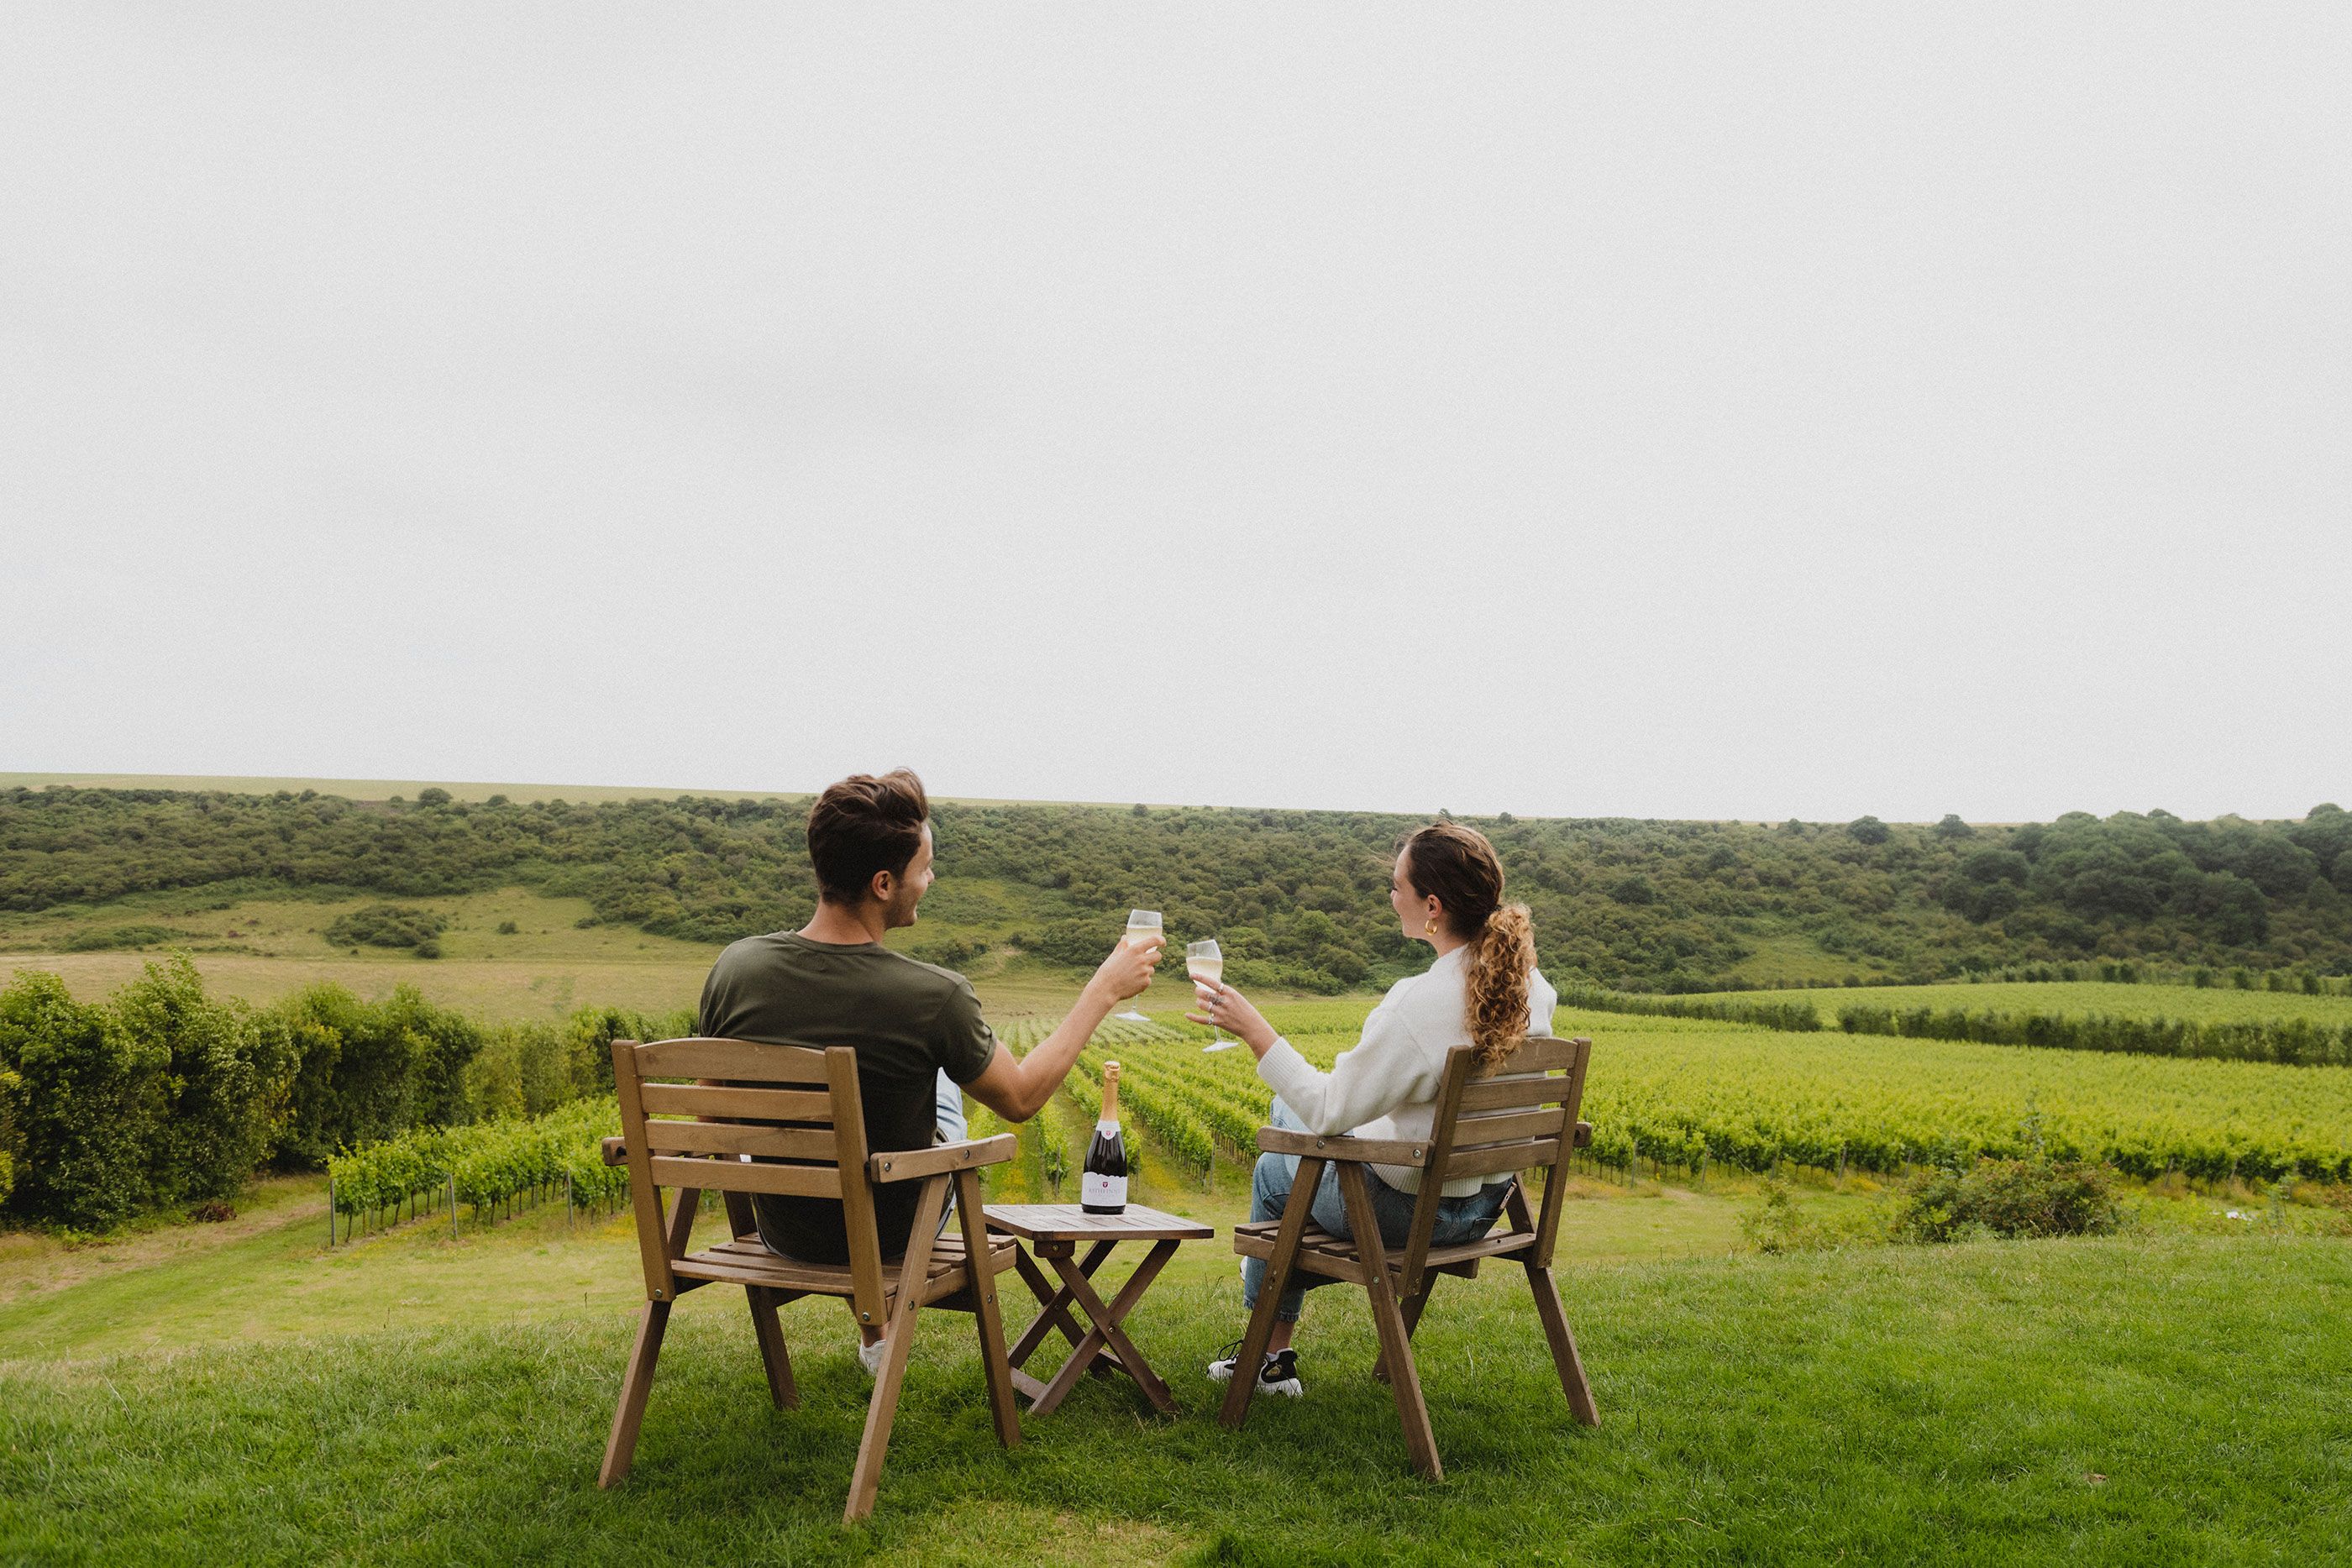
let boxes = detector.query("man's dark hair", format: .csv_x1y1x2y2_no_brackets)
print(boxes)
806,769,930,905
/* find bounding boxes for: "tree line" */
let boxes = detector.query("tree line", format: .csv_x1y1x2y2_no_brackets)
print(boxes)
1553,979,2352,1067
0,957,685,1230
1831,1002,2352,1067
6,787,2352,994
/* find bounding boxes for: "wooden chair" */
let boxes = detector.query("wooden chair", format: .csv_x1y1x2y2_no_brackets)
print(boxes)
1219,1035,1599,1477
597,1036,1023,1523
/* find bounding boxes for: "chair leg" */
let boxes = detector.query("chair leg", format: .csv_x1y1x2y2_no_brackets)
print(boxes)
1220,1156,1325,1431
746,1285,798,1410
1525,1263,1599,1427
956,1168,1021,1450
843,1176,948,1524
1372,1280,1435,1384
844,1303,920,1523
598,1299,672,1487
1338,1162,1441,1480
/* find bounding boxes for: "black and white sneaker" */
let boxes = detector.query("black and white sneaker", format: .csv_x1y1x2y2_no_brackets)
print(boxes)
1205,1340,1303,1398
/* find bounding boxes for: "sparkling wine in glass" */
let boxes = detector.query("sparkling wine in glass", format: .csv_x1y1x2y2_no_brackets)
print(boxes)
1116,910,1161,1021
1188,939,1237,1050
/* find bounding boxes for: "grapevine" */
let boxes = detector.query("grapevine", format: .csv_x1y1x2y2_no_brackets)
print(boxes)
328,1099,628,1239
992,999,2352,1187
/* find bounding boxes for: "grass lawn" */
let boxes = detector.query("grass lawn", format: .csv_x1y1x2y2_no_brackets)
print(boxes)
4,1146,2348,1565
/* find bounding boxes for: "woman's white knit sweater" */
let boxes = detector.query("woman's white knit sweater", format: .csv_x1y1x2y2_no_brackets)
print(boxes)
1254,946,1558,1196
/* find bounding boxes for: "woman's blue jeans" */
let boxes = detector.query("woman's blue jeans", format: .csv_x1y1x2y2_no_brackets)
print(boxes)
1242,1097,1511,1323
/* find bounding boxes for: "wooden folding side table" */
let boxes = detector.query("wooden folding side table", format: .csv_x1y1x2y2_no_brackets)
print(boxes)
982,1203,1215,1416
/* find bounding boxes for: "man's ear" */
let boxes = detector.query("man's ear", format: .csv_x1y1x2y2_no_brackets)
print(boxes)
869,868,896,906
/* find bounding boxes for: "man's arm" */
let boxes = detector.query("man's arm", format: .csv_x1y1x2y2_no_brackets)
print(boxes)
963,937,1161,1122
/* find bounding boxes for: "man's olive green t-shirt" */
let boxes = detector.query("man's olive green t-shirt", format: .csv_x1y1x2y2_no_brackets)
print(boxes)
697,931,998,1265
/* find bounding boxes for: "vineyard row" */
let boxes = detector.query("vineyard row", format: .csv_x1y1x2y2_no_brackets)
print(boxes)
326,1099,629,1241
1024,1005,2352,1185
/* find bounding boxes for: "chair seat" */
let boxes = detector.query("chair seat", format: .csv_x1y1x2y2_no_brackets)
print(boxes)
673,1232,1021,1306
1231,1219,1536,1283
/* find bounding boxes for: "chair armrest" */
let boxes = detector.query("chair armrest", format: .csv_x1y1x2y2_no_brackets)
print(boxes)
601,1136,627,1167
1253,1127,1428,1167
1573,1120,1593,1150
869,1134,1019,1184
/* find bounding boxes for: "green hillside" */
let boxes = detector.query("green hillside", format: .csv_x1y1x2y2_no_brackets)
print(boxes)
5,783,2352,993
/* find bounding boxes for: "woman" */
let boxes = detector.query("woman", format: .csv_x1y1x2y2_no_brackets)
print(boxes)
1187,819,1557,1398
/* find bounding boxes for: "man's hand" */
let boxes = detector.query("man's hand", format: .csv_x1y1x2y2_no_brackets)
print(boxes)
1085,935,1164,1007
964,934,1164,1123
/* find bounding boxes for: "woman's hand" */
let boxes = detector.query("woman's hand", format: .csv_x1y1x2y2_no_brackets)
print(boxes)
1085,935,1163,1007
1186,978,1278,1056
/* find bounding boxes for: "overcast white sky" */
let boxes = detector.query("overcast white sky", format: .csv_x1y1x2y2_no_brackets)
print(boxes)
4,4,2347,823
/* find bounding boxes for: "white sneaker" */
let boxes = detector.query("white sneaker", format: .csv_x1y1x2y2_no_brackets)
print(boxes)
858,1336,890,1377
1206,1341,1302,1398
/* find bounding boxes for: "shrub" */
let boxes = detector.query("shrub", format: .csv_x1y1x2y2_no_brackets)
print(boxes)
1740,1176,1878,1253
323,905,446,950
111,956,295,1206
1605,875,1657,906
463,1017,608,1122
1560,983,1822,1033
0,1063,19,1208
380,986,480,1129
267,983,482,1164
906,935,987,972
1013,919,1115,968
1832,1000,2352,1067
560,1004,695,1096
1890,1156,2124,1244
60,925,184,952
0,972,158,1229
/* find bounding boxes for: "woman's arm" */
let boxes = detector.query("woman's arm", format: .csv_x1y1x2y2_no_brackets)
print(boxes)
1189,979,1439,1136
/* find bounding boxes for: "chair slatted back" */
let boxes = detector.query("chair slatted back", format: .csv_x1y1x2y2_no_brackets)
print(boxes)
612,1037,889,1327
1395,1035,1593,1297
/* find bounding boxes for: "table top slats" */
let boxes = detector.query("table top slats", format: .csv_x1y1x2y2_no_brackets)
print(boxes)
982,1203,1214,1241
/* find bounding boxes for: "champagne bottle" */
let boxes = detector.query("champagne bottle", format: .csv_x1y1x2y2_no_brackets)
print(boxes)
1081,1061,1129,1214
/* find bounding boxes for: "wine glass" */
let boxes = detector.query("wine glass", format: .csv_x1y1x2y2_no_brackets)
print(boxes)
1188,939,1238,1051
1116,910,1161,1021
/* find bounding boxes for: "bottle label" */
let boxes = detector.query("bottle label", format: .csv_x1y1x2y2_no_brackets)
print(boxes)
1083,1171,1126,1208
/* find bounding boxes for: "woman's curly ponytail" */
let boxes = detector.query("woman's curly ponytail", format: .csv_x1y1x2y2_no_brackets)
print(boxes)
1464,903,1535,1067
1399,820,1536,1067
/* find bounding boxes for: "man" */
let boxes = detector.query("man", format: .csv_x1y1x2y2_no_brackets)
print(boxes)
696,768,1162,1366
